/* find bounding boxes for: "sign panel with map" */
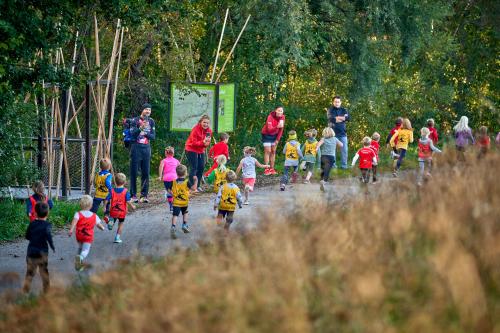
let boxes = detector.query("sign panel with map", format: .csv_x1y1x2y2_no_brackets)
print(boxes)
169,83,216,131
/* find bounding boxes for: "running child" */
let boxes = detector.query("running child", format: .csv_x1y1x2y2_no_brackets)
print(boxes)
351,137,377,183
280,130,303,191
69,195,105,271
427,118,439,144
369,132,381,183
158,146,180,212
108,173,136,243
235,146,270,205
417,127,442,186
454,116,475,162
207,154,229,195
23,202,55,294
300,129,321,184
386,117,403,160
214,170,243,231
390,118,413,177
476,126,490,159
170,164,194,239
26,180,54,223
205,132,230,177
91,158,113,223
316,127,343,192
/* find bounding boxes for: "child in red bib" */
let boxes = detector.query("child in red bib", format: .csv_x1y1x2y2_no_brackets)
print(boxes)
417,127,442,186
369,132,381,183
69,195,105,271
204,133,230,177
26,180,53,222
351,137,377,184
476,126,490,159
107,173,136,243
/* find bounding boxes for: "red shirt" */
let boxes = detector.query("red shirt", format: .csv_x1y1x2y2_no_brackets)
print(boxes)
369,141,380,160
185,123,213,154
477,136,490,148
28,195,48,223
418,140,432,159
387,124,402,145
356,147,376,169
76,212,97,243
261,112,285,143
429,127,439,144
208,142,229,161
110,189,128,219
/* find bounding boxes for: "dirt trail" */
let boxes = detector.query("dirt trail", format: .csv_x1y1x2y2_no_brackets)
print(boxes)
0,175,385,295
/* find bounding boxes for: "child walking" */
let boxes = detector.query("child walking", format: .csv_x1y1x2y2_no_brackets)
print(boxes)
236,146,269,205
453,116,475,162
417,127,442,186
300,129,321,184
316,127,343,192
158,146,180,212
207,154,229,195
205,132,230,177
369,132,381,183
280,130,303,191
69,195,105,271
91,158,113,222
170,164,193,239
26,180,54,222
476,126,490,159
214,171,243,231
108,173,136,243
390,118,413,177
23,202,55,294
351,137,377,183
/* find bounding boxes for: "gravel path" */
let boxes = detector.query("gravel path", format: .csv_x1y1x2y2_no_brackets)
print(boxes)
0,176,376,295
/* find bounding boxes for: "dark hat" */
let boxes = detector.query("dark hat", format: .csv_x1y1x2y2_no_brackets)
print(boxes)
395,118,403,125
142,103,152,110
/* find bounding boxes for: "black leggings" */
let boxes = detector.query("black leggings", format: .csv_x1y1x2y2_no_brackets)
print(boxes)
186,151,205,187
320,155,335,181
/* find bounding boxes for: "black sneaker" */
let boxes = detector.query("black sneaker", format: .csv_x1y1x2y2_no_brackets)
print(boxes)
140,197,149,203
170,226,177,239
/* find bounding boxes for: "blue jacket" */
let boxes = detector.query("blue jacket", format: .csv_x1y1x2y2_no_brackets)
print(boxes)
327,106,349,137
130,116,156,144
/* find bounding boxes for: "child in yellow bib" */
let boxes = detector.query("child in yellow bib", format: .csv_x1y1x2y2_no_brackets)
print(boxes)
207,155,230,194
214,170,242,231
170,164,193,239
91,158,113,226
280,130,303,191
390,118,414,177
300,129,321,183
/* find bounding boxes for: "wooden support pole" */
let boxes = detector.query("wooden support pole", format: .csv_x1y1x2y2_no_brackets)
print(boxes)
211,8,229,83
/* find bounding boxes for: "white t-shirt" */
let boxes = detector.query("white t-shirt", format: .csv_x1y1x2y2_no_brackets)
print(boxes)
73,210,103,226
241,156,257,179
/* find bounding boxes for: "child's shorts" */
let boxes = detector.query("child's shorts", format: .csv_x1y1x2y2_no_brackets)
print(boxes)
242,177,256,191
304,161,315,172
163,181,173,191
172,206,188,217
217,209,235,218
113,217,125,223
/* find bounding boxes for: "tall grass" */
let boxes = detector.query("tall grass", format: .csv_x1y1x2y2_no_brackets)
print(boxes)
0,152,499,332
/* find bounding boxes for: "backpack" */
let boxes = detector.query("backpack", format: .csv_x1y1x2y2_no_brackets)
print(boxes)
123,118,134,148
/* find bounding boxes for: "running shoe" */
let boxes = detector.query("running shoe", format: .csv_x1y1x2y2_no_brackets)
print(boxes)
170,226,177,239
320,180,326,192
182,224,190,233
131,196,139,203
264,168,271,175
280,184,286,191
74,255,83,271
114,235,122,243
107,220,114,231
103,215,109,224
303,180,310,184
269,168,278,175
243,200,250,205
140,197,149,203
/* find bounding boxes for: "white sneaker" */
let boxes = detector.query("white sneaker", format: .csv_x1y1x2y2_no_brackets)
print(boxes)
320,180,326,192
114,235,122,243
243,200,249,205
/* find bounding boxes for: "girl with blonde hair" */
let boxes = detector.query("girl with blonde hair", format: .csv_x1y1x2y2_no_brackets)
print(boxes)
453,116,475,161
390,118,413,177
316,127,343,191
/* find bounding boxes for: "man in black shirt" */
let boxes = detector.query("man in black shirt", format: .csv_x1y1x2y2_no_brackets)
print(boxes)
23,202,55,294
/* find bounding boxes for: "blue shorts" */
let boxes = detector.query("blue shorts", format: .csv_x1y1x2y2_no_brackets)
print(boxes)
217,209,235,217
172,206,188,217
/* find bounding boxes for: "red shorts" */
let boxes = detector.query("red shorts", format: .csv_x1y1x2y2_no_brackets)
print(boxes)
243,178,256,191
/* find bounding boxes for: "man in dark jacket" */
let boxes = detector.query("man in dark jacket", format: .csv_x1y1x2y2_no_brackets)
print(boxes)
23,201,55,293
129,103,156,203
327,96,350,169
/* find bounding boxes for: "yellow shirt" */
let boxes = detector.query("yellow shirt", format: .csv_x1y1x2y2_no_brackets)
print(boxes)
94,172,111,199
219,184,240,212
213,168,229,194
172,179,189,207
304,140,318,156
390,129,414,150
285,142,300,160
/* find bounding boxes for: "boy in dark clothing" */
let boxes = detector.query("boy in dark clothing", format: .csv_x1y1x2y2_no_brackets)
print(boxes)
23,202,55,294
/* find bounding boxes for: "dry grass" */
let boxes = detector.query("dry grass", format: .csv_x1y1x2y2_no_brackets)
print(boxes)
1,151,499,333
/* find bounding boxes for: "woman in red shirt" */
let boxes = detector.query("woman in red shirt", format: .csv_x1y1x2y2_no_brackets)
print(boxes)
185,115,213,191
261,106,285,175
